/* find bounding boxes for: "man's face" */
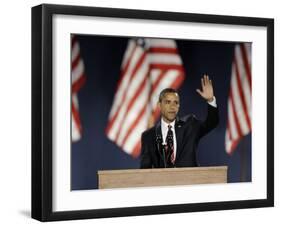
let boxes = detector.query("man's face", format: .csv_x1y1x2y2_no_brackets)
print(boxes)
158,92,180,123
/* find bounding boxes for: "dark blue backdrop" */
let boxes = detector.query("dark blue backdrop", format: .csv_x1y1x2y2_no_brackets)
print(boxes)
71,35,252,190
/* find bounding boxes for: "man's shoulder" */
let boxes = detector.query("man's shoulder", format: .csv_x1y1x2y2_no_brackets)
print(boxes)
178,114,198,124
142,114,198,135
141,126,156,138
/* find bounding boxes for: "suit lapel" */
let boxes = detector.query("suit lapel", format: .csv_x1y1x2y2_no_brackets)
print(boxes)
175,118,184,161
155,121,163,157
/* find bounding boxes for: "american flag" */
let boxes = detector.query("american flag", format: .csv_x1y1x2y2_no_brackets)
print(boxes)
225,43,251,154
71,35,86,142
106,38,185,157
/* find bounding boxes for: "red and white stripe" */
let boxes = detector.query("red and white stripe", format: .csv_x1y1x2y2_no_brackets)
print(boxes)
106,38,185,157
225,43,251,154
72,35,86,142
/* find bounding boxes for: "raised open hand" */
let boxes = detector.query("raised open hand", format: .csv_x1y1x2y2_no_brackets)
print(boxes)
196,74,214,102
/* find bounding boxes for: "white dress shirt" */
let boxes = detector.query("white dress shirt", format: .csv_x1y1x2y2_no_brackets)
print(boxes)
207,96,217,108
161,118,177,160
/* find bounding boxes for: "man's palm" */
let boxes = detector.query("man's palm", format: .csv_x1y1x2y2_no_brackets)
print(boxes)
196,74,214,102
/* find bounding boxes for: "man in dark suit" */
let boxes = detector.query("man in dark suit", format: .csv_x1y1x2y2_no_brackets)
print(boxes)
140,74,219,168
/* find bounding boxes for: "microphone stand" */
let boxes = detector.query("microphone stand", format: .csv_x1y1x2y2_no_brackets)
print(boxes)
162,144,167,168
156,135,166,168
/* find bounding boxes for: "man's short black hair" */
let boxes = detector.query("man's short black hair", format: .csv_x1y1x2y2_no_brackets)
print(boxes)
158,88,179,102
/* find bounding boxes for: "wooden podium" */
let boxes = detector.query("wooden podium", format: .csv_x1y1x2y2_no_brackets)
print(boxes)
98,166,227,189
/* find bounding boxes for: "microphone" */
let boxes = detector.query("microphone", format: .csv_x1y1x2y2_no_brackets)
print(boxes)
156,134,166,168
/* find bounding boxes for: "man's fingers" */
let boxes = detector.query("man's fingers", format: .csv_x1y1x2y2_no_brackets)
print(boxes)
206,74,210,85
201,74,212,88
201,78,204,88
196,89,203,96
204,74,212,86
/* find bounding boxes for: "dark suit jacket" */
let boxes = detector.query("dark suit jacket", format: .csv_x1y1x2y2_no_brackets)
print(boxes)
140,104,219,168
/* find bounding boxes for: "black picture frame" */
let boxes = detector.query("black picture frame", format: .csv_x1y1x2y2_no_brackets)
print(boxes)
32,3,274,221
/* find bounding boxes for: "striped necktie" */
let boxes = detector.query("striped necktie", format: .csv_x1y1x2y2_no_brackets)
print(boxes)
165,125,175,165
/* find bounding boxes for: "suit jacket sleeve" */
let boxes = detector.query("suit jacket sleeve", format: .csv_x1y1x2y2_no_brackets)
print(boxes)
140,132,153,168
198,104,219,138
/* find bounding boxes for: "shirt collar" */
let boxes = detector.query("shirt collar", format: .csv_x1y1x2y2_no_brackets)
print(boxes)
161,118,176,130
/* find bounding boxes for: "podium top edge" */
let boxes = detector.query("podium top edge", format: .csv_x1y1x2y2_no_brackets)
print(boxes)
97,166,228,175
